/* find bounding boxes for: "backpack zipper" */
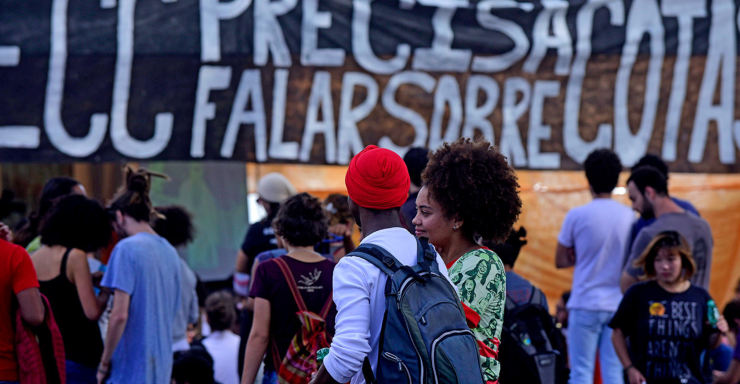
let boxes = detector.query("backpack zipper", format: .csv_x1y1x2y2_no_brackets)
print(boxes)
396,271,440,383
429,329,476,384
382,352,412,383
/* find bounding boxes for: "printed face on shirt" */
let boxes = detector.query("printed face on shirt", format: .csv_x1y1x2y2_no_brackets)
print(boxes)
413,187,454,248
654,247,683,284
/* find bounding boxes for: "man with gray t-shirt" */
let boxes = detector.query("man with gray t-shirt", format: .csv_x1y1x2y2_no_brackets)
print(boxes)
620,166,713,292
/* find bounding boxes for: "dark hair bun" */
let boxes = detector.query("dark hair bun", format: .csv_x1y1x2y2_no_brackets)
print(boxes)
127,171,150,193
110,167,169,222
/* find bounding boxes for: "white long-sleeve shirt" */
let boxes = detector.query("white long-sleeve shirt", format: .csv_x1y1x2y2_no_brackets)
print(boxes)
323,228,450,384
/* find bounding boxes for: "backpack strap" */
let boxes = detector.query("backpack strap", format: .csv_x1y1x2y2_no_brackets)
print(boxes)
416,237,437,272
529,286,544,307
346,243,403,277
273,257,307,312
270,338,283,370
505,294,518,312
362,357,378,384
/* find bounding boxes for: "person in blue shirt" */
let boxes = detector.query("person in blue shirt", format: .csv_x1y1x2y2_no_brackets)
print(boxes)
628,154,700,249
97,168,181,384
714,300,740,383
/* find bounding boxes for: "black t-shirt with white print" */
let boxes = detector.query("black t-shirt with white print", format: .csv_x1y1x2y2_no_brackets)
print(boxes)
609,281,717,384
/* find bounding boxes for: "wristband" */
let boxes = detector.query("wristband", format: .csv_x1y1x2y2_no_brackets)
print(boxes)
98,361,110,375
623,365,635,374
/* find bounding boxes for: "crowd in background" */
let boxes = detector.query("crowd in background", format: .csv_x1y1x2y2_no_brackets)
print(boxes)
1,138,740,384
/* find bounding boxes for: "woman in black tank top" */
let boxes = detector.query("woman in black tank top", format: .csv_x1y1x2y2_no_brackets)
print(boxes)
30,195,112,384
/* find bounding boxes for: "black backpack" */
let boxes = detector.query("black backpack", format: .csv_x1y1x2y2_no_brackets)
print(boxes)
498,287,568,384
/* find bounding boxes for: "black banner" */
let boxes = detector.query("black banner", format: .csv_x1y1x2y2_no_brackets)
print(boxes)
0,0,739,172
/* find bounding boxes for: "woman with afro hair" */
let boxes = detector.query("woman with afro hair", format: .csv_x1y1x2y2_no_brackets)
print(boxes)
412,137,521,383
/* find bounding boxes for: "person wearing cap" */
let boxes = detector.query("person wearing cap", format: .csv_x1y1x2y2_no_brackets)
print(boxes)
310,145,450,384
234,172,298,297
234,173,297,378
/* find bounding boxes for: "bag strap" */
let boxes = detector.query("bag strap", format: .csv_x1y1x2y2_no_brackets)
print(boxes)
529,286,544,307
319,292,334,319
362,357,378,384
505,295,518,312
270,337,283,370
273,257,307,312
416,237,437,272
346,244,403,277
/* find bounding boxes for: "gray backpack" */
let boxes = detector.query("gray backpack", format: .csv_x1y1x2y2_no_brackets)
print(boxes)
347,237,484,384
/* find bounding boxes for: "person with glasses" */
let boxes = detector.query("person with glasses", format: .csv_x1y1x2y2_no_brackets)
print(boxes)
610,231,728,384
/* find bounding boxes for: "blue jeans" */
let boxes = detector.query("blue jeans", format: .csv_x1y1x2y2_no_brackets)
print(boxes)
261,370,277,384
66,360,97,384
567,309,623,384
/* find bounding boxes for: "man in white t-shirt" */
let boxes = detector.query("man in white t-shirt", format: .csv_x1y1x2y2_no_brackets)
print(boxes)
311,145,449,384
555,149,634,384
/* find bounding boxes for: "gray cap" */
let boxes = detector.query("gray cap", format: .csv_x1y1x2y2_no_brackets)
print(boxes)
256,172,297,203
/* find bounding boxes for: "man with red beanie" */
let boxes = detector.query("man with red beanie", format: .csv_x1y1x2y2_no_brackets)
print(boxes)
311,146,450,384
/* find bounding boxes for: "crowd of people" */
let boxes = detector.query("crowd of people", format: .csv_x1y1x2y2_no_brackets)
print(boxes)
0,138,739,384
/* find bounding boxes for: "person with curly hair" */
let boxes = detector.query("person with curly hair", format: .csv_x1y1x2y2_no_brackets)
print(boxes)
152,206,200,353
242,193,336,384
412,137,522,383
30,194,112,384
15,176,86,253
97,168,181,384
555,148,633,384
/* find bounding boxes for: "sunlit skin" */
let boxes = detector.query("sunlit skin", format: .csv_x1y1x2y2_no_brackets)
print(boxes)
412,186,456,256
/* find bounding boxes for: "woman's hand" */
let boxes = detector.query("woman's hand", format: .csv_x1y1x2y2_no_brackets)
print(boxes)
328,223,353,238
717,315,730,334
0,222,11,242
92,271,105,289
96,361,110,384
626,366,646,384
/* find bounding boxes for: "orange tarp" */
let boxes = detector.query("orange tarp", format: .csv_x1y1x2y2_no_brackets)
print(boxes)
248,163,740,312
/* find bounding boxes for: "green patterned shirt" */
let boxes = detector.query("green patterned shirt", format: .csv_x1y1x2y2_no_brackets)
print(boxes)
448,248,506,383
